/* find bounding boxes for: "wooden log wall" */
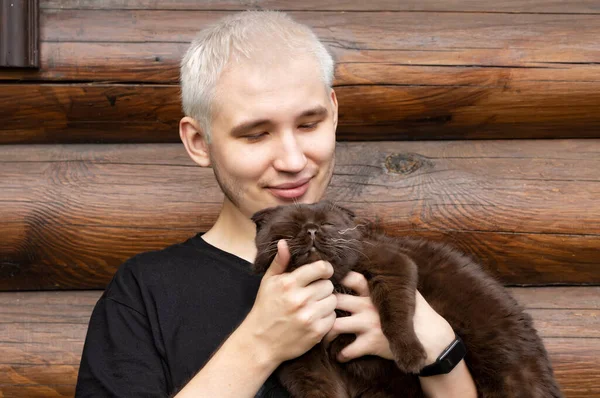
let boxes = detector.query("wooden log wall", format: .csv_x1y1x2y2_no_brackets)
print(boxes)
1,140,599,290
1,1,600,142
1,1,599,397
1,287,598,397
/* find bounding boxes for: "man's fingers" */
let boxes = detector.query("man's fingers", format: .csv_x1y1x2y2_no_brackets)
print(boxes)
340,271,370,297
291,260,334,287
337,340,369,363
264,240,290,277
312,294,338,320
323,315,368,347
335,293,372,313
304,279,335,302
322,327,340,347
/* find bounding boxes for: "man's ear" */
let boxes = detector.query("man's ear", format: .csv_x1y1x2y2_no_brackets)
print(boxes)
179,116,211,167
251,206,279,231
330,88,338,130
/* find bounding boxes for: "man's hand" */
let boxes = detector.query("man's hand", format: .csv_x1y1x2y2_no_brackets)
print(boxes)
243,240,338,366
323,271,455,365
322,271,477,398
322,271,393,361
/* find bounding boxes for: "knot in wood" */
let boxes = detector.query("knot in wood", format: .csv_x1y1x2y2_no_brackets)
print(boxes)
384,153,428,175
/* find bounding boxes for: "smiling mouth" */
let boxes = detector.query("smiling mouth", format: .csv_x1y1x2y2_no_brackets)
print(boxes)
267,178,311,200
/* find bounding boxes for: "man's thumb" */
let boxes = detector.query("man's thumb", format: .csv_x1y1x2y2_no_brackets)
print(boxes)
265,239,290,277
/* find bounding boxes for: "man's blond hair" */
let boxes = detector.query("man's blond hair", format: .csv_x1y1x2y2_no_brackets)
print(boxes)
180,11,335,142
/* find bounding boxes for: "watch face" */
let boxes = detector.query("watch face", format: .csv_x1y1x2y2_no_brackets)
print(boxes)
419,335,467,377
440,357,455,374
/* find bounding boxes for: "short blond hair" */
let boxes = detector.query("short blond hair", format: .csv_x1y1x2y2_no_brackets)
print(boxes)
180,11,335,142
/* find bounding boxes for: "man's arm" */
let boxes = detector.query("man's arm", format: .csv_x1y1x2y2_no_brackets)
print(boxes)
176,240,337,397
413,291,478,397
173,320,278,398
324,272,477,398
419,360,477,398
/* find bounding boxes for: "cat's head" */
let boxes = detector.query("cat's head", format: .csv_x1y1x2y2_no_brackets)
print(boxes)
251,200,363,282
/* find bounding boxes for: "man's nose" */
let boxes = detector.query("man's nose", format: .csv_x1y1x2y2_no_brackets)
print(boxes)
273,132,308,173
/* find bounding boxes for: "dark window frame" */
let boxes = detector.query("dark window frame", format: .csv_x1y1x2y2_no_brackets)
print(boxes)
0,0,39,68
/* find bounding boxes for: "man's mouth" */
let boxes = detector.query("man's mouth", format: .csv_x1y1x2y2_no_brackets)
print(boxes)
267,177,311,199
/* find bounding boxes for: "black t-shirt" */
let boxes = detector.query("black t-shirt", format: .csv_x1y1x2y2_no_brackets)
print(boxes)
75,232,290,397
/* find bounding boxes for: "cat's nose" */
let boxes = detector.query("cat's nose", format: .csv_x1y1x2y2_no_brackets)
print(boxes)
306,223,318,239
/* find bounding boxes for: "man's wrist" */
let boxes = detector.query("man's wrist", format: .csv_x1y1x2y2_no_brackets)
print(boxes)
413,291,456,366
235,315,281,374
422,325,456,366
419,360,477,398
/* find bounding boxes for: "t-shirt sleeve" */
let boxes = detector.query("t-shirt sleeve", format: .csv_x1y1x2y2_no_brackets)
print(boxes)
75,296,169,397
75,256,170,397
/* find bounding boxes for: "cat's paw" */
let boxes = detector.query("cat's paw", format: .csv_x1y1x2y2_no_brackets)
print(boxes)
391,341,428,374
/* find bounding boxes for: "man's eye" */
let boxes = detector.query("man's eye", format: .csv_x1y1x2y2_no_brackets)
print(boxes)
245,132,267,141
299,122,318,130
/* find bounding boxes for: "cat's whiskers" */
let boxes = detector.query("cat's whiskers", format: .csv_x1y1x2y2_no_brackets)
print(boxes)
263,240,301,254
337,224,368,235
323,241,371,262
261,236,295,252
331,237,376,247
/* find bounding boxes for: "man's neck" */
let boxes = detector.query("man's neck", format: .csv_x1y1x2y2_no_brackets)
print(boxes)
201,199,258,264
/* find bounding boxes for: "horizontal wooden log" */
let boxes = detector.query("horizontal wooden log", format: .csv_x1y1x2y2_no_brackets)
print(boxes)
38,0,600,13
3,42,600,85
0,140,598,290
0,8,598,142
510,287,600,309
1,81,599,144
17,9,600,71
1,287,599,397
33,10,600,48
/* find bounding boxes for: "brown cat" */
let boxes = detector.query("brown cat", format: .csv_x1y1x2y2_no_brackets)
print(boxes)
252,200,563,398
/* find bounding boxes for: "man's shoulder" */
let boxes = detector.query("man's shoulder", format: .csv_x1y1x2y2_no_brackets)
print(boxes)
131,233,202,268
115,233,199,273
102,233,206,303
107,232,253,290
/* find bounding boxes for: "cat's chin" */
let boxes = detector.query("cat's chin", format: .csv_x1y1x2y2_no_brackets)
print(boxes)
293,249,323,267
307,249,323,263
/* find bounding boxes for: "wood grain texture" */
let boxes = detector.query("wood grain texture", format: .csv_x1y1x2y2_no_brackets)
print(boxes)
38,0,600,13
3,40,599,84
0,8,599,142
1,287,599,397
34,10,600,51
1,140,598,290
1,81,600,144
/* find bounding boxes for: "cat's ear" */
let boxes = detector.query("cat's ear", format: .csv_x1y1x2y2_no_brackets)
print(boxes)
323,200,356,219
251,206,278,231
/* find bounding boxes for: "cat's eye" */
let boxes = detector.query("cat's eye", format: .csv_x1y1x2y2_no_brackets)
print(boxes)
322,223,335,227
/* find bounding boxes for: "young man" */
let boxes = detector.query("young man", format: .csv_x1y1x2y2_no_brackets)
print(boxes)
76,11,477,397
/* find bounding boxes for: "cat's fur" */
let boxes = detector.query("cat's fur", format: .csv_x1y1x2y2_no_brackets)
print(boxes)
252,200,563,398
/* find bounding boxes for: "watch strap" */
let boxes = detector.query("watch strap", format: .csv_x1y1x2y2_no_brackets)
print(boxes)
418,334,467,377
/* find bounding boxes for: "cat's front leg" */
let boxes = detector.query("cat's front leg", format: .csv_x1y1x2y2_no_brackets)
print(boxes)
363,253,428,374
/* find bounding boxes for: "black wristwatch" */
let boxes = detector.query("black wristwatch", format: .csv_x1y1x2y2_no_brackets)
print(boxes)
418,334,467,377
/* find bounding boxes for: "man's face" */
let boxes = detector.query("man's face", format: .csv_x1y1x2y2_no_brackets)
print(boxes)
207,55,337,218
